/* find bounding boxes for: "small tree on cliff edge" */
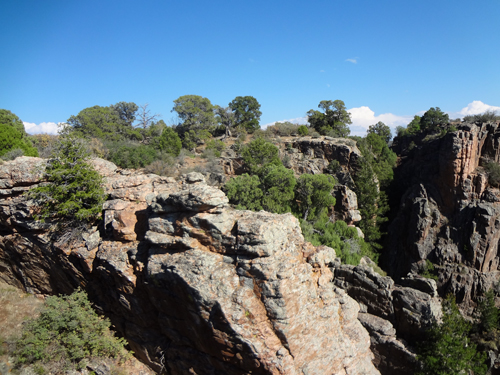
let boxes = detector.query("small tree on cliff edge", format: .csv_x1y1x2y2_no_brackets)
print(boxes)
29,135,107,224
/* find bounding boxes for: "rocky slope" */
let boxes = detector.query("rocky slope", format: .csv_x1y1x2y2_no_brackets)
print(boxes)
387,121,500,314
0,156,379,374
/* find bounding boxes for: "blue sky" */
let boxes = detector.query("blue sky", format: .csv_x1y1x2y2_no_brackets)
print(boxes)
1,0,499,136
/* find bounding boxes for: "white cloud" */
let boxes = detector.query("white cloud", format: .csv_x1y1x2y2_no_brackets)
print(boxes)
345,58,357,64
348,106,412,136
23,121,60,135
264,107,411,136
452,101,500,118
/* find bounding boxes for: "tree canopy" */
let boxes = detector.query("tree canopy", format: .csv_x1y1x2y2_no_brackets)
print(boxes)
228,96,262,133
29,135,107,224
0,124,38,158
0,109,38,158
294,174,336,220
367,121,392,143
0,109,26,136
420,107,450,132
65,103,141,141
307,99,351,137
156,126,182,157
241,137,282,175
172,95,216,133
418,295,487,375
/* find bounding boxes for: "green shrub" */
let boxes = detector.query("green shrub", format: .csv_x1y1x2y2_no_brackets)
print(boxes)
419,259,438,280
477,289,499,332
298,125,308,136
15,289,131,372
154,127,182,157
28,136,107,223
108,143,157,169
225,174,263,211
485,161,500,187
0,124,38,158
241,137,282,175
205,139,225,157
1,148,25,161
294,174,335,221
327,160,341,174
418,295,487,375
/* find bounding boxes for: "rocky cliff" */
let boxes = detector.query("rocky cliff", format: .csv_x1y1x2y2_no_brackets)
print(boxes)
387,122,500,314
0,156,379,375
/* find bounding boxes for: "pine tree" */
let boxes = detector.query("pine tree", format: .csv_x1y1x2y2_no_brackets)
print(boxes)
418,295,487,375
29,135,107,224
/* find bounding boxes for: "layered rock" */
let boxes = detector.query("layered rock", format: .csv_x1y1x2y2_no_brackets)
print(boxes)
0,158,379,375
387,122,500,314
333,263,441,374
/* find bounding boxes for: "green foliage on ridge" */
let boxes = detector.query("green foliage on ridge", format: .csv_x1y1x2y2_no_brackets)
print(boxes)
307,100,351,137
0,109,38,158
229,96,262,134
28,135,107,223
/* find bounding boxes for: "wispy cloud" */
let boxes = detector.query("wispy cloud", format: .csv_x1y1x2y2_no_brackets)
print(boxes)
320,69,325,73
345,58,358,64
23,121,60,135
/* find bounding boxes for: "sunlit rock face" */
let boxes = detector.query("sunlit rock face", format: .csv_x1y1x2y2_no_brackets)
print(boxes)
387,121,500,315
0,159,379,375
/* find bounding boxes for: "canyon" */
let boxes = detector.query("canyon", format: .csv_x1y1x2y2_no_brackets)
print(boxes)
1,122,500,374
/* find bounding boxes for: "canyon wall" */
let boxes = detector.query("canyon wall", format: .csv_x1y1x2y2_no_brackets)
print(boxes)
0,156,379,375
387,122,500,314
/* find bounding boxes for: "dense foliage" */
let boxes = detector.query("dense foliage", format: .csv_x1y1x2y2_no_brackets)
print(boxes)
225,137,378,265
0,124,38,158
64,103,141,141
294,174,336,221
307,100,351,137
15,289,131,372
0,109,38,158
28,136,107,223
241,137,282,175
0,109,27,136
418,296,487,375
352,133,396,246
108,143,158,169
229,96,262,133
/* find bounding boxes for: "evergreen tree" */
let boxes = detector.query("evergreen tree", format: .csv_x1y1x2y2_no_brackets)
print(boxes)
156,126,182,156
0,124,38,158
225,174,263,211
29,135,107,223
418,295,487,375
478,289,499,332
241,137,281,175
294,174,336,220
260,164,296,214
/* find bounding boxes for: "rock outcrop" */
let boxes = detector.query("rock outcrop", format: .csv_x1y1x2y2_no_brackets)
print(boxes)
0,157,379,375
387,122,500,314
332,263,442,374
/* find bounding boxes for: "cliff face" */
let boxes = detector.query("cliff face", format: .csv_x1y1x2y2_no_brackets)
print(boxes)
0,157,379,375
387,122,500,313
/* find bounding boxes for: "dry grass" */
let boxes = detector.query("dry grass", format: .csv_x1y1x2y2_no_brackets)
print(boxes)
0,281,44,343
